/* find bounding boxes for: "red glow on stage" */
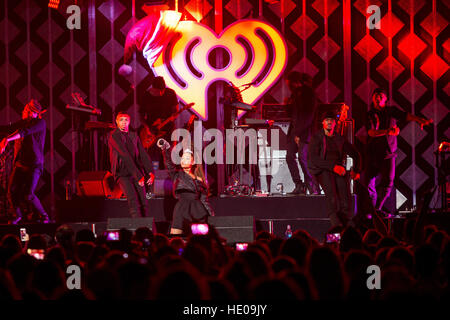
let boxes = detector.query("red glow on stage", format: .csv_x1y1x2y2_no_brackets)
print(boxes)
420,55,449,81
48,0,60,9
398,33,426,61
420,12,448,37
353,34,382,62
379,12,404,38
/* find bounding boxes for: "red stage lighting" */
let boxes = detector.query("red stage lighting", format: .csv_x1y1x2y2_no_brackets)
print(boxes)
48,0,60,9
48,0,88,14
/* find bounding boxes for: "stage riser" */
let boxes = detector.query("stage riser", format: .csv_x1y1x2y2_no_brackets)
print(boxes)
56,196,345,223
212,196,339,219
209,216,255,243
1,215,449,243
258,219,332,241
56,198,171,222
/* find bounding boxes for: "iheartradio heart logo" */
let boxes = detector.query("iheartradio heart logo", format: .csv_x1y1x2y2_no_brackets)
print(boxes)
152,20,287,121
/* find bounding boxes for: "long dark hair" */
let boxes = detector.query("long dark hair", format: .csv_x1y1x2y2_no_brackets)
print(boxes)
179,139,206,183
184,147,210,194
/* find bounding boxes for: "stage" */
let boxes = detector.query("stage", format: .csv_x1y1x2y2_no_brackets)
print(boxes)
1,194,449,243
54,194,334,240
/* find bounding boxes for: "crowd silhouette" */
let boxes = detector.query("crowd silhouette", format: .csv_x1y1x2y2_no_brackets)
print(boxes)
0,218,449,300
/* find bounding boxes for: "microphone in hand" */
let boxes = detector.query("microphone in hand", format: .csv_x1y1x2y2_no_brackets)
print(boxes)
157,138,170,150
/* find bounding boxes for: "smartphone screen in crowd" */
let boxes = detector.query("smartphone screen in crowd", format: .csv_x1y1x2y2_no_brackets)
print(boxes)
191,224,209,235
27,249,44,260
20,228,29,242
326,233,341,243
235,243,248,251
105,231,120,241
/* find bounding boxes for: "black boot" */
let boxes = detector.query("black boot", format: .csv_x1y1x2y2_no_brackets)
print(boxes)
307,183,320,195
39,212,51,224
289,183,306,195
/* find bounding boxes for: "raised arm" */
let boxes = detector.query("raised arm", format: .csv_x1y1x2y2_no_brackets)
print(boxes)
1,120,46,154
158,139,178,180
406,113,433,130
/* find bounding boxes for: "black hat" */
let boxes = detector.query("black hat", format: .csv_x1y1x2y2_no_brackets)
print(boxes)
322,110,337,120
372,88,387,96
152,76,166,90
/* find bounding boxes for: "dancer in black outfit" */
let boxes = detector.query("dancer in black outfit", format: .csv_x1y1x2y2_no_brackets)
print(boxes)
109,111,154,218
0,100,50,224
157,138,214,235
139,76,179,168
308,111,361,228
285,72,320,195
361,88,433,213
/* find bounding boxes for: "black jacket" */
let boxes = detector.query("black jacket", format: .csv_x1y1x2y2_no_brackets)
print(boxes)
108,128,153,181
162,148,214,216
307,129,361,176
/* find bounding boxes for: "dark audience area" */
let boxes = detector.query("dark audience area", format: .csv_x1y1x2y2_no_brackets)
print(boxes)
0,221,449,300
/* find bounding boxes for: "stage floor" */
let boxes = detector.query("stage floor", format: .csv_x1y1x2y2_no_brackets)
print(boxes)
56,194,334,222
3,195,447,242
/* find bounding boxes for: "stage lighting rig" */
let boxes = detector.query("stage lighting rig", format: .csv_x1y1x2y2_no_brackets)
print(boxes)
48,0,87,13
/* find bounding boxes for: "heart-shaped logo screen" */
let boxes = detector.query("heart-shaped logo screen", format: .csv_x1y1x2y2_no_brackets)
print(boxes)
152,19,287,121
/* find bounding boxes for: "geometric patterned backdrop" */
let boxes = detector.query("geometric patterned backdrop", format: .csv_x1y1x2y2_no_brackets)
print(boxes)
0,0,448,215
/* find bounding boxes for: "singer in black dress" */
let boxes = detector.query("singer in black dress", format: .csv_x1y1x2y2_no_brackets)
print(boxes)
158,139,214,235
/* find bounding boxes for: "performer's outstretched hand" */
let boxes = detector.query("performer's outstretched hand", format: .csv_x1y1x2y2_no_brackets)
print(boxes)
0,138,7,155
333,165,346,176
157,138,170,150
350,169,360,181
418,117,433,130
146,173,155,185
388,126,400,136
138,177,145,187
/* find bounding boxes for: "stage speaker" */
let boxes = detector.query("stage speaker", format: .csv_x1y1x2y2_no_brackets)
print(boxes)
107,217,154,231
208,216,254,243
76,171,123,198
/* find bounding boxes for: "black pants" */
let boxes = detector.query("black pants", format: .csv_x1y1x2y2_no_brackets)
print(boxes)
316,171,353,228
286,138,318,192
117,176,147,218
8,165,47,218
361,157,395,211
